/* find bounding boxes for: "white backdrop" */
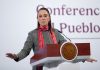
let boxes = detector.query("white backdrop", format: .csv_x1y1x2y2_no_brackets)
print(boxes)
0,0,100,70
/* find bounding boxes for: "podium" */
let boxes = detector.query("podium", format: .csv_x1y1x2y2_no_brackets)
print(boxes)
30,43,90,66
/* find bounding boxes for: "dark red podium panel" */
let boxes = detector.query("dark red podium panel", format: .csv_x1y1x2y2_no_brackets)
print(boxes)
30,43,90,66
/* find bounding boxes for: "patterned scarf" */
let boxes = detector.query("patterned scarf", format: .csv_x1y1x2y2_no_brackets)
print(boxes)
38,25,57,48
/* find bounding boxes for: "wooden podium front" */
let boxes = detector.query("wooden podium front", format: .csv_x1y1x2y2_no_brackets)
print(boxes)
30,43,90,66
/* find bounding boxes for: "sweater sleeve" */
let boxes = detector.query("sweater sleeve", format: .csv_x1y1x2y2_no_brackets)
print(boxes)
55,29,67,44
15,31,34,61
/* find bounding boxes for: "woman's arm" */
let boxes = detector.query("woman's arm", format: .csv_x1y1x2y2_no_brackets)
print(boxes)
6,31,34,61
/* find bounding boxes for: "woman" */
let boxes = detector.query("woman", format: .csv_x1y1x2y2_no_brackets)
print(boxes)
6,7,97,70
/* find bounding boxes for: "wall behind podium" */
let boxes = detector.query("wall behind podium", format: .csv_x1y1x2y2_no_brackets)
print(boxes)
0,0,100,70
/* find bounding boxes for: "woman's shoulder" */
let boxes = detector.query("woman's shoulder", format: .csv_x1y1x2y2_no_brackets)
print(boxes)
53,28,62,33
28,29,38,35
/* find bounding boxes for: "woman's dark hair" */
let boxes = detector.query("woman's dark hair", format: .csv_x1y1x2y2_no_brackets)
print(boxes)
37,7,52,31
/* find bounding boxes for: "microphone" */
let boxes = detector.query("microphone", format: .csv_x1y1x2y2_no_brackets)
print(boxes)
58,30,71,42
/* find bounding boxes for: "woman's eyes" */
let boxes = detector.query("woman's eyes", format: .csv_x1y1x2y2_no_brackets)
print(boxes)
44,14,47,17
39,15,42,18
39,14,48,18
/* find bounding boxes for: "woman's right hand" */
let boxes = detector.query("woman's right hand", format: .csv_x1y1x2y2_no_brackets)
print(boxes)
6,53,17,59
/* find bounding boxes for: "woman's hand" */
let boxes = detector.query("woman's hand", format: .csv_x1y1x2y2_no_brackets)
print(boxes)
6,53,17,59
85,58,97,63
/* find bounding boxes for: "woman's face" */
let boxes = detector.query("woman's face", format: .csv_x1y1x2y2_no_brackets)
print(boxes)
37,10,50,26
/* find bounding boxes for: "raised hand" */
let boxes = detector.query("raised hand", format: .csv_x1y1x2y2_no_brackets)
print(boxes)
6,53,17,59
